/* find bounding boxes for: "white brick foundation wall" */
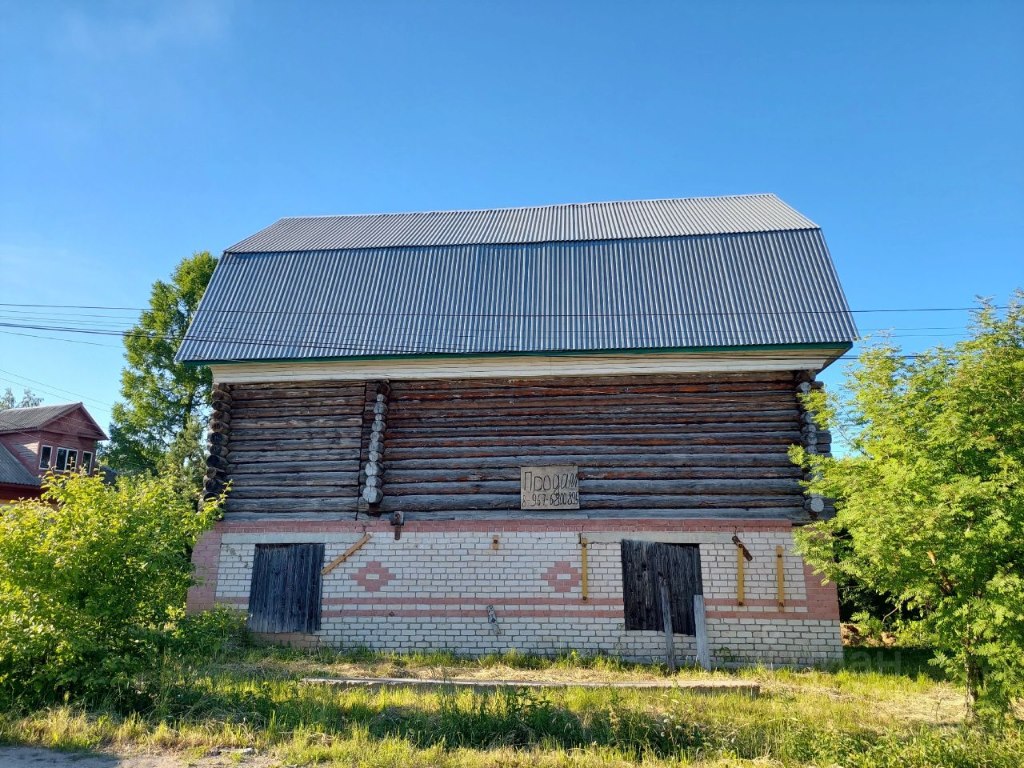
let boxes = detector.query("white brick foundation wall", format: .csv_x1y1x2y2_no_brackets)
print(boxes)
192,519,843,667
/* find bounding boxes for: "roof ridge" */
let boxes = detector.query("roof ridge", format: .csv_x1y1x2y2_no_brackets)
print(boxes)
2,402,81,412
273,193,782,222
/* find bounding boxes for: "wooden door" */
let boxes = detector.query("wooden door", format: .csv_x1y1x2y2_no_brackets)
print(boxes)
248,543,324,633
621,540,703,635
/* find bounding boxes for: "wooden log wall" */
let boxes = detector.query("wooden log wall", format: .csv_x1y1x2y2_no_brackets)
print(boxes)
215,372,831,522
377,372,813,520
222,381,366,514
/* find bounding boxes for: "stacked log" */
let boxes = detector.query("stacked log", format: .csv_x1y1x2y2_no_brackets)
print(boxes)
795,371,832,519
204,383,232,499
359,382,390,511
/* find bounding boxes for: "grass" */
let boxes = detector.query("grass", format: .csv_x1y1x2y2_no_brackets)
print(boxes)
0,645,1021,767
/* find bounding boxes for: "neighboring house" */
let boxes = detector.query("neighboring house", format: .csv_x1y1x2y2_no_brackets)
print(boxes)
177,194,857,667
0,403,108,502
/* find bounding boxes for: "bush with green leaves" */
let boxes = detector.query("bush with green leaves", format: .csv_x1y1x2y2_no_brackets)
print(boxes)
0,472,222,707
794,294,1024,717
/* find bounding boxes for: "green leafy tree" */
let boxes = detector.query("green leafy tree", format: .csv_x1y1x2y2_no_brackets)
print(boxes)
104,252,217,491
793,293,1024,716
0,472,222,705
0,388,42,409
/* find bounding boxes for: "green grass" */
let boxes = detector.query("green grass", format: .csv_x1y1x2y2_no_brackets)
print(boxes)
0,645,1020,767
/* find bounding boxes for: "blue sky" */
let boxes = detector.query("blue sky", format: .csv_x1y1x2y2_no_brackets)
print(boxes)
1,0,1022,431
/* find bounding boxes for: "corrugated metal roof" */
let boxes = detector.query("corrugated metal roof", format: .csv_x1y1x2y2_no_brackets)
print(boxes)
227,194,818,253
0,444,40,488
0,403,79,434
177,229,857,363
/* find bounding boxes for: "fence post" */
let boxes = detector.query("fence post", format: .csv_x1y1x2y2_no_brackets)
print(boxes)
694,594,710,670
658,575,676,672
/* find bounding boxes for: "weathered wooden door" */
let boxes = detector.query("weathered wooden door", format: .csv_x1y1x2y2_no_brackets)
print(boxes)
621,540,703,635
248,543,324,633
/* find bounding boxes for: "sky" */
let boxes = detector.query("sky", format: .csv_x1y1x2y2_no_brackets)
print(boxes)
1,0,1022,432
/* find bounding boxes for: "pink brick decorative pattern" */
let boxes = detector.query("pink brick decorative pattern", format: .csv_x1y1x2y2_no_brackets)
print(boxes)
543,561,581,593
352,560,395,592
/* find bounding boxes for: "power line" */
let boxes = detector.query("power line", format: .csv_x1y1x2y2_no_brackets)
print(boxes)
0,301,1008,318
0,368,115,409
0,318,944,359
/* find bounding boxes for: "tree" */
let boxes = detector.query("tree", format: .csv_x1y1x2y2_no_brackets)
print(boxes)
0,388,42,410
104,252,217,493
793,293,1024,716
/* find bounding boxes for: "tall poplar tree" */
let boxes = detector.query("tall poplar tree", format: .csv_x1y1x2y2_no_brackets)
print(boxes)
104,252,217,493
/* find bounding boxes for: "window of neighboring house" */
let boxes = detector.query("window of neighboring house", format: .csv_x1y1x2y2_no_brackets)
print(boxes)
54,448,78,472
81,451,93,473
248,543,325,633
38,445,52,470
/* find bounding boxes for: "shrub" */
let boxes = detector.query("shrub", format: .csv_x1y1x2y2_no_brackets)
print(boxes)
0,472,221,707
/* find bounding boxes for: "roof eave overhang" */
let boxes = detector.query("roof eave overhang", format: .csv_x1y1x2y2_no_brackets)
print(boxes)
180,341,854,368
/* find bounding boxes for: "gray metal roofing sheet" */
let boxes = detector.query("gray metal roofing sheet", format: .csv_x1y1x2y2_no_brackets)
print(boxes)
0,403,79,434
227,194,818,253
0,444,40,488
177,229,857,363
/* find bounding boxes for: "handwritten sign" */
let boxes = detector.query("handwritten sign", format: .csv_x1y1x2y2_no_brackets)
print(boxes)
521,465,579,510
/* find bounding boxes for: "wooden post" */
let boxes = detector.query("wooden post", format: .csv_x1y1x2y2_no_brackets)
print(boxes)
775,545,786,609
694,594,710,670
580,536,589,602
658,574,676,672
736,544,745,606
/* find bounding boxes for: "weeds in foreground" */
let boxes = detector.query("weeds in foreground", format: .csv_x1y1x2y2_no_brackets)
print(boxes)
0,647,1021,766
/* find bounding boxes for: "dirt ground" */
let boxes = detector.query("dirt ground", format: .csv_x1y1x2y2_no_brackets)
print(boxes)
0,747,274,768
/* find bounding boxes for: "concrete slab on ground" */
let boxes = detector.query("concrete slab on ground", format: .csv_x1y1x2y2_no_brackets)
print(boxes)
301,676,759,696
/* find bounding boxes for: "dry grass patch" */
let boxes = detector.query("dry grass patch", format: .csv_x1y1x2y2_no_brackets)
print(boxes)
1,646,1020,767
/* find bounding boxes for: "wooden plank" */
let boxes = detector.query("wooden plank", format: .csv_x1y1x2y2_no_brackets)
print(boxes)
390,371,795,389
382,466,803,483
776,545,786,609
229,471,360,486
225,497,359,513
229,416,365,430
228,449,363,463
386,452,796,470
737,545,746,606
580,536,589,602
228,439,362,451
229,487,358,499
383,478,801,497
229,460,360,475
391,380,795,399
388,415,801,431
322,533,371,575
382,444,788,460
377,493,799,512
383,430,801,449
659,576,676,672
694,595,710,670
223,506,808,522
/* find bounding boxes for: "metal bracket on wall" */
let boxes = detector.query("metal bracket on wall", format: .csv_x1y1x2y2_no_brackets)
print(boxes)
775,545,786,609
580,535,589,602
732,534,753,606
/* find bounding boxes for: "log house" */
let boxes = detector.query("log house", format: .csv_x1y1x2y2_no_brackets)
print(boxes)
180,195,856,665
